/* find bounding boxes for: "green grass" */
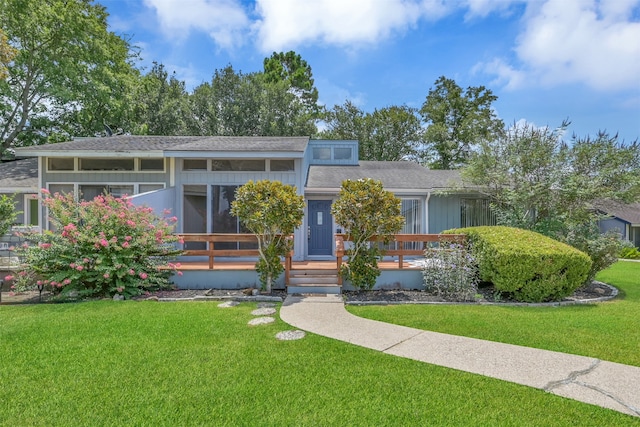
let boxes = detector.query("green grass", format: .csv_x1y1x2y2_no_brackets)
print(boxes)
349,261,640,367
1,298,637,425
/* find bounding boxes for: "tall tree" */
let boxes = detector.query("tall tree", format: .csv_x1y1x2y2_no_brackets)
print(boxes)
420,76,504,169
263,51,319,110
322,101,423,161
0,0,138,150
190,65,316,137
131,63,192,135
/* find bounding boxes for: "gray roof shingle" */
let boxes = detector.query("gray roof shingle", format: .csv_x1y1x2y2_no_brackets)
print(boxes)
596,201,640,224
14,135,310,155
0,158,38,191
306,161,463,191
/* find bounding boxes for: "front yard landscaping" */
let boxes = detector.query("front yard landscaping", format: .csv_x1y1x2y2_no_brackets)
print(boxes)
349,261,640,367
0,262,638,425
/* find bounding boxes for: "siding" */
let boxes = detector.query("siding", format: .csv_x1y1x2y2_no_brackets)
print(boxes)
600,217,629,240
428,194,461,233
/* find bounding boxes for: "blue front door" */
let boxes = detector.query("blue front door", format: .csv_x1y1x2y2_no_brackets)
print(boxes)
308,200,333,256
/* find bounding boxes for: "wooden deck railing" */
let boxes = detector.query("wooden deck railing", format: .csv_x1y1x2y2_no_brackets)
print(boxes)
177,233,293,284
335,233,467,284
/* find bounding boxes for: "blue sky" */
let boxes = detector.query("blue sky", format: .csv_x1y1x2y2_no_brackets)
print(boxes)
102,0,640,142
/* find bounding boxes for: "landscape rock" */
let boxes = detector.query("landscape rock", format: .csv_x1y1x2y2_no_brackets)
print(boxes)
251,307,276,316
113,294,125,301
276,330,306,341
248,316,275,326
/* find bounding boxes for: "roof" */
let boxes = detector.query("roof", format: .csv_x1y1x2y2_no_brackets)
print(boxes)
596,201,640,225
14,135,310,157
306,161,463,192
0,158,38,192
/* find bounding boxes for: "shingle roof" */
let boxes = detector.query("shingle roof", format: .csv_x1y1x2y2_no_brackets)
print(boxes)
306,161,463,191
14,135,310,155
596,201,640,224
0,158,38,191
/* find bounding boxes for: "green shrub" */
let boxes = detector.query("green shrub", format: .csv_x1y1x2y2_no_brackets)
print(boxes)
620,242,640,260
444,226,592,303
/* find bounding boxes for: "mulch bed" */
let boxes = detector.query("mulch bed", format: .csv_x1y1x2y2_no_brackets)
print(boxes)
1,281,615,305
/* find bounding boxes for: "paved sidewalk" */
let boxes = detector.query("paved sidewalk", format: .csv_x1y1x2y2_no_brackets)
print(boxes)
280,294,640,418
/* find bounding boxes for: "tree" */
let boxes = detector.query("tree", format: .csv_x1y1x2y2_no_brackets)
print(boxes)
331,179,404,289
131,63,193,135
420,76,504,169
0,194,17,237
263,51,319,111
190,65,317,137
0,28,16,80
322,101,423,161
230,180,305,292
0,0,139,150
462,121,640,281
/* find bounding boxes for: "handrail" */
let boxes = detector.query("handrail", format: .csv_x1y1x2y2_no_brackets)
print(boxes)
335,233,467,285
177,233,293,285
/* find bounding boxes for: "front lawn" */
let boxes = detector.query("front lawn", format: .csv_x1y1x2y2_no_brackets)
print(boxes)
1,298,636,425
349,261,640,367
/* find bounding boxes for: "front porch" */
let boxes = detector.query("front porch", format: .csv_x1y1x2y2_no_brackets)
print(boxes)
171,259,424,292
171,233,461,292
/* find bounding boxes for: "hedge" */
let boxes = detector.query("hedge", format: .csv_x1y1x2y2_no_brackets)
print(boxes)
444,226,592,303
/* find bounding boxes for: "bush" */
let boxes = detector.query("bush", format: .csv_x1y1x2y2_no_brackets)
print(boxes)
444,226,592,303
556,222,622,284
12,190,182,299
619,241,640,260
331,179,404,290
422,237,478,301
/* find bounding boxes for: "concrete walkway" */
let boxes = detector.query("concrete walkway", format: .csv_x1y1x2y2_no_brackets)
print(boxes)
280,294,640,418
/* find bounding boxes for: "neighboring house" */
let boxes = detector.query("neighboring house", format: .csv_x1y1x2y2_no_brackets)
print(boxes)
11,136,492,263
0,158,39,266
597,202,640,248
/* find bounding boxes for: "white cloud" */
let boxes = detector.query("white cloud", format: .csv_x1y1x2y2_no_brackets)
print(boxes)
476,0,640,92
472,58,526,90
143,0,250,49
253,0,449,52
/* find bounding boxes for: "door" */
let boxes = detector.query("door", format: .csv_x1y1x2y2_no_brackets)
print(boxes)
308,200,333,256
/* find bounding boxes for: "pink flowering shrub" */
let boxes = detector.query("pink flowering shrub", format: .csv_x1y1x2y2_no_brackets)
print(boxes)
14,191,182,298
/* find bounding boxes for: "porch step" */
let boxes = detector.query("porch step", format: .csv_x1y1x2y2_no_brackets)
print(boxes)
287,284,342,295
288,269,340,294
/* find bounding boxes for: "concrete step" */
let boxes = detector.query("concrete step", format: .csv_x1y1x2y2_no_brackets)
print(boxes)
290,269,338,276
289,276,338,285
287,283,342,295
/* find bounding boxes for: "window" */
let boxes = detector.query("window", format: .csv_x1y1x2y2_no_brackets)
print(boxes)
49,184,74,195
270,159,295,171
79,158,134,171
183,159,207,171
140,158,164,171
47,158,74,171
211,160,266,171
401,199,421,234
461,199,496,227
212,185,256,250
334,147,352,160
79,185,133,201
139,184,164,193
312,147,331,160
183,185,208,250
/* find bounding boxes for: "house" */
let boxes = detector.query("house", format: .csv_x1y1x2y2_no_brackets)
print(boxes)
0,158,39,268
597,201,640,248
10,135,493,289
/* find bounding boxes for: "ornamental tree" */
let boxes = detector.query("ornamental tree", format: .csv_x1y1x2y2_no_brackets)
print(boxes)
331,179,404,289
230,180,305,292
12,190,182,298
